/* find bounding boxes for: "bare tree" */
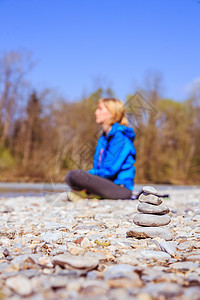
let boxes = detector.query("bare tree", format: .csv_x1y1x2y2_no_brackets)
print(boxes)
0,50,34,146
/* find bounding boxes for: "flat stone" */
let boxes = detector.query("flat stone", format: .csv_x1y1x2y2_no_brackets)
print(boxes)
107,277,142,289
141,268,167,282
48,276,68,289
144,282,182,298
13,243,23,249
141,250,171,260
67,243,85,255
104,264,135,280
18,269,40,278
116,254,139,265
3,248,9,257
193,215,200,222
84,251,107,262
184,287,200,299
6,275,33,296
80,237,91,249
80,280,109,295
11,254,41,265
133,214,171,227
52,253,99,270
57,269,87,277
142,186,158,195
139,194,162,205
41,232,62,243
127,227,173,241
177,241,192,251
193,226,200,233
186,254,200,262
137,202,170,215
159,240,177,256
50,245,68,256
169,261,199,271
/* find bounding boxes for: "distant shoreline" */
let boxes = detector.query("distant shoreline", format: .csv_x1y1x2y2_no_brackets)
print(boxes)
0,182,199,198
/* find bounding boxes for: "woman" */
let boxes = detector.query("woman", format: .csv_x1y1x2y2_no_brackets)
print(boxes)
66,97,136,199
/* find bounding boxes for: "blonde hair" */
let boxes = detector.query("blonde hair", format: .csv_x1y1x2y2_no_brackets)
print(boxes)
99,98,128,126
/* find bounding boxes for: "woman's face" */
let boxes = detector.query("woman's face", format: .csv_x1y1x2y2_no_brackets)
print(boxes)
95,102,112,125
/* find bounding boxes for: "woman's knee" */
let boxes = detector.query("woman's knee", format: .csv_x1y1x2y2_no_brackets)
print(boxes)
65,169,81,186
66,170,76,185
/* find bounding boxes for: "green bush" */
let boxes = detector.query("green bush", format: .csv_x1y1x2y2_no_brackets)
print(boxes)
0,147,15,170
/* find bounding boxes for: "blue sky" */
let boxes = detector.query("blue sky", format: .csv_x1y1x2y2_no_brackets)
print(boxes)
1,0,200,102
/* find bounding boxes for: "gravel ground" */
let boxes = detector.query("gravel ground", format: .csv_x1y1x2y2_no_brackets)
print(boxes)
0,186,200,299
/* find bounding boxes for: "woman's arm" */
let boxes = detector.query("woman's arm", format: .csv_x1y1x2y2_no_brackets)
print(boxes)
88,137,102,174
89,132,135,178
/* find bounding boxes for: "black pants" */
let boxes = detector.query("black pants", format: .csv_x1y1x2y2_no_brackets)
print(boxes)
66,169,132,199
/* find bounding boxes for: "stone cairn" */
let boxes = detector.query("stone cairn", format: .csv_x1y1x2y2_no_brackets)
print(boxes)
127,186,173,241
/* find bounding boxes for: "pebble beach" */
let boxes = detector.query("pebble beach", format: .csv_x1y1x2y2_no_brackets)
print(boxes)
0,186,200,300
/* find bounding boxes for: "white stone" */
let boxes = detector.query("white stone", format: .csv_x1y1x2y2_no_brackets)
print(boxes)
116,254,139,265
80,237,91,249
67,243,85,255
142,186,158,195
127,226,173,241
133,214,171,227
139,194,162,205
138,202,170,215
141,250,171,260
52,253,99,270
6,275,33,296
42,231,62,243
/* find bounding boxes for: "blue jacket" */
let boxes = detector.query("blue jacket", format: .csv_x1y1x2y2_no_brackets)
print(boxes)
88,122,136,191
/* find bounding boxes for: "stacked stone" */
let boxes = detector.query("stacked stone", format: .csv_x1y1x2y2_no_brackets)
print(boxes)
127,186,173,241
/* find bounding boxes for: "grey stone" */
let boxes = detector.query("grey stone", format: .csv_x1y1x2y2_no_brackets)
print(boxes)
187,273,200,284
48,276,68,289
137,202,170,215
127,226,173,241
193,226,200,233
170,261,199,271
80,280,109,294
84,251,107,262
50,245,68,256
140,250,171,260
133,213,171,227
177,241,192,251
11,254,41,265
0,206,13,213
186,254,200,262
41,231,62,243
52,253,99,270
183,287,200,300
18,269,40,278
87,271,98,279
57,269,87,277
3,248,10,257
144,282,182,298
139,193,162,205
116,254,139,265
6,275,33,296
159,240,177,256
0,262,10,272
142,186,158,195
104,264,135,280
13,243,23,249
141,268,168,282
193,215,200,222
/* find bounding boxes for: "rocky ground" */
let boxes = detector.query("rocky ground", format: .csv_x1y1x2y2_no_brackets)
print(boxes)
0,187,200,300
